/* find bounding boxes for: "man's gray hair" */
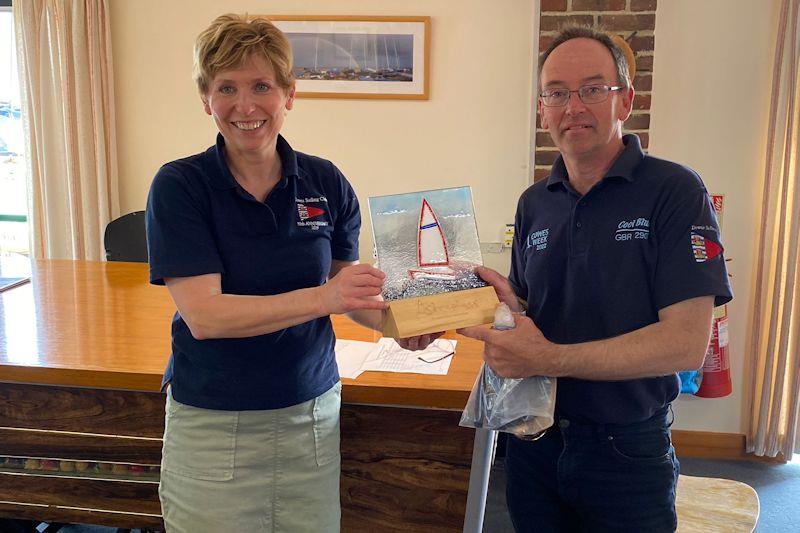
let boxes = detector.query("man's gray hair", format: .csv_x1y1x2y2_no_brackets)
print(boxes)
538,26,631,91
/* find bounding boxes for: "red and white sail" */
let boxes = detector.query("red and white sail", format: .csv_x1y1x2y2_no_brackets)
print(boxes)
417,198,449,266
409,199,457,280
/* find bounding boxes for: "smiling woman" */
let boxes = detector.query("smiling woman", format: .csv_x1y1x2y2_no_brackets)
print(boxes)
145,13,398,532
200,53,295,200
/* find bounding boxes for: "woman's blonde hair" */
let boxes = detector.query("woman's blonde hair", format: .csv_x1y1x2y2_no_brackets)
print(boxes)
193,14,294,95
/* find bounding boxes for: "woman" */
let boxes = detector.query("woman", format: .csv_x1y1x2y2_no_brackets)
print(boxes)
146,14,399,532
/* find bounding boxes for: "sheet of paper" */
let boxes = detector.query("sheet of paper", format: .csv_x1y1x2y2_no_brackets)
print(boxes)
360,338,457,376
334,339,376,379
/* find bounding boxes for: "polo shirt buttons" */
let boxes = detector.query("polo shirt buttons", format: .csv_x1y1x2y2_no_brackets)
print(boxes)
576,221,582,228
558,419,570,429
580,200,587,206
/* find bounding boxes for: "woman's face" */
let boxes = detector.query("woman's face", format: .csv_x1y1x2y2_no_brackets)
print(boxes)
202,53,295,158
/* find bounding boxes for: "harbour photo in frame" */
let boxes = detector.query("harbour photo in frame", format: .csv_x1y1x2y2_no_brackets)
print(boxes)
267,16,430,100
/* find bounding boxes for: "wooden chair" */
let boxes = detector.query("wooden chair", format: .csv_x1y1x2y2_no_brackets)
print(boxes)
676,474,759,532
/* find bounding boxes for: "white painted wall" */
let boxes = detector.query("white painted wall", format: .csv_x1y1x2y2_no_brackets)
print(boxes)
109,0,535,274
649,0,780,433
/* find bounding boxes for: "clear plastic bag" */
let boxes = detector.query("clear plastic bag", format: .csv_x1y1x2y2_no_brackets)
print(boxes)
459,303,556,439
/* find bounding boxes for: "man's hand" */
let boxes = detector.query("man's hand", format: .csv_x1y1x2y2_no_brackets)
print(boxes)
319,264,388,315
396,331,444,351
458,314,558,378
462,296,715,381
474,266,525,313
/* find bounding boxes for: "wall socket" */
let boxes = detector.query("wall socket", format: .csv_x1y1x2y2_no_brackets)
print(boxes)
480,242,504,254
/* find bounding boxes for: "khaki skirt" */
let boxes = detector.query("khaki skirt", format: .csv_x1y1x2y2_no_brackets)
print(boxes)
159,382,342,532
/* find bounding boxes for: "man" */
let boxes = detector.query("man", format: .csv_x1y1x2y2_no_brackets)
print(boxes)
459,26,732,532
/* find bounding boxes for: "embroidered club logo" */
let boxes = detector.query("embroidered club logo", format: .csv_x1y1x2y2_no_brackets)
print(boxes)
691,232,723,262
297,203,326,221
526,228,549,251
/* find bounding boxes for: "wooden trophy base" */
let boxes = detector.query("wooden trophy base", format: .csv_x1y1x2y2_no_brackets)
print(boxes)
382,285,499,338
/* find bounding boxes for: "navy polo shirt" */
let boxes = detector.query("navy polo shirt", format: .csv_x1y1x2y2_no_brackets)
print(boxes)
509,135,733,425
146,133,360,411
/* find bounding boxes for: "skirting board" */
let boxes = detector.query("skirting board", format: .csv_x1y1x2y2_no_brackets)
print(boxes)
672,430,787,463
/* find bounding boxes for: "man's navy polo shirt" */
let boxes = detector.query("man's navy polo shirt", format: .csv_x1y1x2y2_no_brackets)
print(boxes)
146,133,360,411
509,135,733,425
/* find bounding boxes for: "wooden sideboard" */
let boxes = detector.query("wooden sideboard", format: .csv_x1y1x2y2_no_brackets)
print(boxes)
0,260,485,531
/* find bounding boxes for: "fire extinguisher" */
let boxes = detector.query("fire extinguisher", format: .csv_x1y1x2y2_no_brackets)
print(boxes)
696,304,732,397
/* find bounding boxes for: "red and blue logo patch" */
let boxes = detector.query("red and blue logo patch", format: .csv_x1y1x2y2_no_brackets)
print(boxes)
691,232,723,262
297,203,326,221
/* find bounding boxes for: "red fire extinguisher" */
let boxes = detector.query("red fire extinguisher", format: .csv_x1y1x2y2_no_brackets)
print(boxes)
696,304,732,397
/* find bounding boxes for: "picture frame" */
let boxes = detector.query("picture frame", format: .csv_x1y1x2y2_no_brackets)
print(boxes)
267,16,431,100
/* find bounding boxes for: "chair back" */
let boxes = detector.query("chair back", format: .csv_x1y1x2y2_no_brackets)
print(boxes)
104,211,148,262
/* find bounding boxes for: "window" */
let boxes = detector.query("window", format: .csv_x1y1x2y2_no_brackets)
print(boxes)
0,3,31,273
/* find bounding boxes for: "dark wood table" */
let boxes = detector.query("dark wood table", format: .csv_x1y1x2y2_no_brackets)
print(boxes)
0,260,484,531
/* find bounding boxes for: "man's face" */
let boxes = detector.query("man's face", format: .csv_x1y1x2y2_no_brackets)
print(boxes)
538,38,633,161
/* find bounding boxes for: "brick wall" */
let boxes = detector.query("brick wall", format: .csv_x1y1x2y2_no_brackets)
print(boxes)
533,0,657,182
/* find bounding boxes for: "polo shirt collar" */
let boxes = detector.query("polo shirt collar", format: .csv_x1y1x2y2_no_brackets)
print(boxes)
605,134,644,182
546,134,645,191
208,133,300,190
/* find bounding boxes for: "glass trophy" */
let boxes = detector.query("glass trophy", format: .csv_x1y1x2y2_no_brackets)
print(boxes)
369,186,499,337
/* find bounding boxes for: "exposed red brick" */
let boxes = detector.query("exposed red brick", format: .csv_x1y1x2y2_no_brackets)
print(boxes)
628,35,655,54
533,168,552,182
541,0,567,12
539,35,555,53
636,55,654,71
540,14,595,32
535,150,561,166
631,0,658,11
536,113,542,129
597,14,655,31
572,0,626,11
637,132,650,148
633,74,652,91
624,113,650,129
633,94,651,110
536,131,555,148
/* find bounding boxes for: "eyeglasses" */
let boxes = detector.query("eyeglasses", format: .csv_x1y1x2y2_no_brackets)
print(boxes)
539,84,625,107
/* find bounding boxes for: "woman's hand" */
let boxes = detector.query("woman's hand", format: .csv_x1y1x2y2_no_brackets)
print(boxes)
396,332,444,351
320,263,388,315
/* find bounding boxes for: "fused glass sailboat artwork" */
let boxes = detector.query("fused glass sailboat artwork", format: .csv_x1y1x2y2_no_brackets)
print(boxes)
369,187,486,301
408,199,455,280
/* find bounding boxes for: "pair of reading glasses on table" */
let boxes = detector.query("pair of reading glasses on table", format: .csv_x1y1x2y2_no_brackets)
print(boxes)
417,339,456,364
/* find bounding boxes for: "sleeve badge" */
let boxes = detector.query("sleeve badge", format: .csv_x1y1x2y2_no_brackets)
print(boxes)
691,232,723,262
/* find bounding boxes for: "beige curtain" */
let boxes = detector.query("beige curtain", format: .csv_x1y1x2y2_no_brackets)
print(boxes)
13,0,118,260
746,0,800,459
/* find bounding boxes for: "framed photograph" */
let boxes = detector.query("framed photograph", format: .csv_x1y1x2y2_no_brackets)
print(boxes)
267,16,430,100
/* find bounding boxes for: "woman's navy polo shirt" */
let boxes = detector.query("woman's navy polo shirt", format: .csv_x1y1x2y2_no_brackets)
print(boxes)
509,135,733,425
146,134,360,411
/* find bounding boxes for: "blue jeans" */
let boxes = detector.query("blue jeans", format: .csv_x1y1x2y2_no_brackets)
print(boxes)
505,408,679,532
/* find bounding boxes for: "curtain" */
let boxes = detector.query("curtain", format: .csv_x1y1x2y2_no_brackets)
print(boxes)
13,0,118,260
746,0,800,459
